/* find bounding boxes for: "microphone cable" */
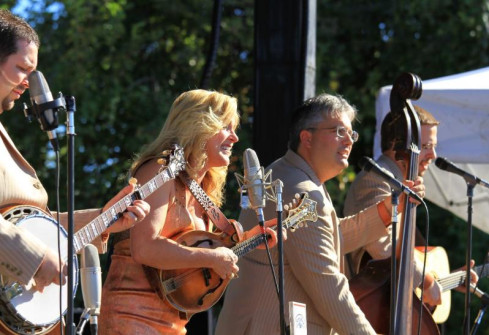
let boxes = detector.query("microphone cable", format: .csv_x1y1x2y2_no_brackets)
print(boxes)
54,145,64,335
259,216,281,299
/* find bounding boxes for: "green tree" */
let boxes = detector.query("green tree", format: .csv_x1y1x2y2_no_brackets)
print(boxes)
5,0,489,333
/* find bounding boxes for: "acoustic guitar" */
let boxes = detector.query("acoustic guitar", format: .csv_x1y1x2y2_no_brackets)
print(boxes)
414,246,489,324
413,246,451,323
155,193,318,314
350,246,489,334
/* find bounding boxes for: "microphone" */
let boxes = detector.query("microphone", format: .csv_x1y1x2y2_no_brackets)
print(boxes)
80,244,102,335
26,70,65,151
435,157,489,189
359,156,423,203
242,148,267,225
471,285,489,305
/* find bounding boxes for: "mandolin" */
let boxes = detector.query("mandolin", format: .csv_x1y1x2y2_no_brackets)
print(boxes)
155,193,318,315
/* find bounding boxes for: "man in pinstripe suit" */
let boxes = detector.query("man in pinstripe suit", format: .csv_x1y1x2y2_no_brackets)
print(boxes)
344,106,443,307
216,93,425,335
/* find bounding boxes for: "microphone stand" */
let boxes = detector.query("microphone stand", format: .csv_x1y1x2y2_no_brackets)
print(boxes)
273,180,286,335
389,190,400,335
463,182,475,335
65,96,77,335
470,285,489,335
75,308,90,335
471,303,488,335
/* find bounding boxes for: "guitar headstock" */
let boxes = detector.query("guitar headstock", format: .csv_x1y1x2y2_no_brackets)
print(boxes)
157,144,186,176
283,192,318,232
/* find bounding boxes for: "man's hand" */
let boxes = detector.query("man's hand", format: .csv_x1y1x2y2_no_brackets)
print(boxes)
454,259,479,293
405,175,425,204
422,272,442,306
33,249,67,292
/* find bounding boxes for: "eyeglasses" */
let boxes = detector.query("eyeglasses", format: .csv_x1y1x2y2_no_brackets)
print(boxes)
307,126,359,143
421,143,437,150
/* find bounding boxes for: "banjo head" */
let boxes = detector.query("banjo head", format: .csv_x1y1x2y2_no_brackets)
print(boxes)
0,206,79,334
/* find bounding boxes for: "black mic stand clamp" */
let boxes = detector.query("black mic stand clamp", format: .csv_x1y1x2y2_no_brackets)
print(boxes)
23,92,66,151
23,92,65,129
75,308,90,335
471,303,488,335
75,307,99,335
470,285,489,335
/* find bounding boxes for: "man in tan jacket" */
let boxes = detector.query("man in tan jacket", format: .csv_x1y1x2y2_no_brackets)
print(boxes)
216,93,426,334
0,9,149,293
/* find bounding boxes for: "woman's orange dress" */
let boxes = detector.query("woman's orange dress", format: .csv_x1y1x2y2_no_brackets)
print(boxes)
99,179,209,335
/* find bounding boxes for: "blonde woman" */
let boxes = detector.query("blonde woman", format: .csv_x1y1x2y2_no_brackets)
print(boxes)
99,90,279,334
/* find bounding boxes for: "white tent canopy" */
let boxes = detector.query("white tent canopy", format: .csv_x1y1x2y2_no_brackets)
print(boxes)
374,67,489,234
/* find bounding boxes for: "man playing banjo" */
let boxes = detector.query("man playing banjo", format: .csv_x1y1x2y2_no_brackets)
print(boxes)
0,9,150,334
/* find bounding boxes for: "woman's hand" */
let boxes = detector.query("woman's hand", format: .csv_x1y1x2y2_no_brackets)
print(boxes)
243,218,285,250
209,246,239,280
104,181,151,234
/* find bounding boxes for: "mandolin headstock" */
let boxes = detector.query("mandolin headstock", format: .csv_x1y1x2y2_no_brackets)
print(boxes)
283,192,318,232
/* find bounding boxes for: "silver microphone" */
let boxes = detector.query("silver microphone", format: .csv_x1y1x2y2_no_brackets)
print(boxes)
80,244,102,335
241,149,267,224
27,70,62,150
471,284,489,305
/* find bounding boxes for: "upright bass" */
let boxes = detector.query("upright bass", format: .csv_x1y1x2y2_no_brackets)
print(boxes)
350,73,439,335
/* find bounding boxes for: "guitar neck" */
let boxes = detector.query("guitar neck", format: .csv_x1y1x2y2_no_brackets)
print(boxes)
73,166,178,253
438,263,489,292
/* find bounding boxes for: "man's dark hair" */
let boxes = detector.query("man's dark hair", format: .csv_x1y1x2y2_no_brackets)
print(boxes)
380,105,440,152
0,9,40,64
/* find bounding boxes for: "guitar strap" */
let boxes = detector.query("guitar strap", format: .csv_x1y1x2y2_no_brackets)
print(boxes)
178,171,244,242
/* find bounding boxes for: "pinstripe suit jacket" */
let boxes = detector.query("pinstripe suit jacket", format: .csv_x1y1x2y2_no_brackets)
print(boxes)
343,154,424,285
216,150,388,335
0,122,103,286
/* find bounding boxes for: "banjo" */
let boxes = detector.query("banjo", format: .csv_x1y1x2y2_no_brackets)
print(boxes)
0,145,185,335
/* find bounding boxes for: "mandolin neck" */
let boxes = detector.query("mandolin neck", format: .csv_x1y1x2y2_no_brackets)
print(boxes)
231,200,316,258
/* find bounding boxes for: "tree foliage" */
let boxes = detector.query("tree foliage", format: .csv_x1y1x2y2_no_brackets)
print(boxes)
5,0,489,333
